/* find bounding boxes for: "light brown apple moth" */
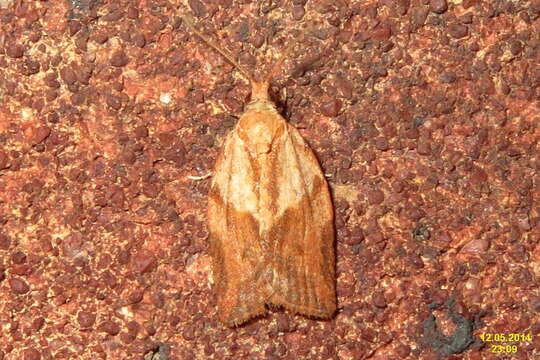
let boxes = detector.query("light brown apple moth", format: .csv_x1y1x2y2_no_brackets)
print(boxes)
183,15,336,327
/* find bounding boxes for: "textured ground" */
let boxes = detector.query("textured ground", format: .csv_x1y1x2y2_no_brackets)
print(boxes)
0,0,539,359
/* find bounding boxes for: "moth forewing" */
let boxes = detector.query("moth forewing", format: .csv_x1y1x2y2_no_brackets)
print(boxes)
184,14,336,326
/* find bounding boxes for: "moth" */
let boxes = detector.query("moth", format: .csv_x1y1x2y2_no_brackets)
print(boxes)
183,15,336,326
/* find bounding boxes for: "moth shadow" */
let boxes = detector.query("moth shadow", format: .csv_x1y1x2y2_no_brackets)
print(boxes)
267,86,289,119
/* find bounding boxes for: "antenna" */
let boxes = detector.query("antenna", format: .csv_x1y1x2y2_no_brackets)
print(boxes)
182,15,255,85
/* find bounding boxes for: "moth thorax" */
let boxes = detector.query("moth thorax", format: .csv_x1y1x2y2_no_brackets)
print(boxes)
238,111,284,155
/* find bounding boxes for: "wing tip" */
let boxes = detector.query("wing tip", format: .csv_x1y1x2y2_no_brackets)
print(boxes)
220,308,268,328
267,297,337,320
220,301,336,327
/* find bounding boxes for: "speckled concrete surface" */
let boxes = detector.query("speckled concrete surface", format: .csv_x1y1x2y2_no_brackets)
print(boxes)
0,0,539,359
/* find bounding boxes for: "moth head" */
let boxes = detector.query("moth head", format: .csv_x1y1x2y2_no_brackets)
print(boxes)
251,80,270,102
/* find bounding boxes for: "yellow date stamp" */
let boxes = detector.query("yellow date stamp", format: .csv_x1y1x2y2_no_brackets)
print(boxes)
479,333,533,354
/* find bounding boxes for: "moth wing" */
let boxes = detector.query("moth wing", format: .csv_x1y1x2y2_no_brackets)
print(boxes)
207,129,267,326
267,123,336,318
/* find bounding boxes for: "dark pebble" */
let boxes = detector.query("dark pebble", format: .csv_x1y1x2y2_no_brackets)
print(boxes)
430,0,448,14
448,23,468,39
6,44,24,58
10,277,30,294
110,51,129,67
